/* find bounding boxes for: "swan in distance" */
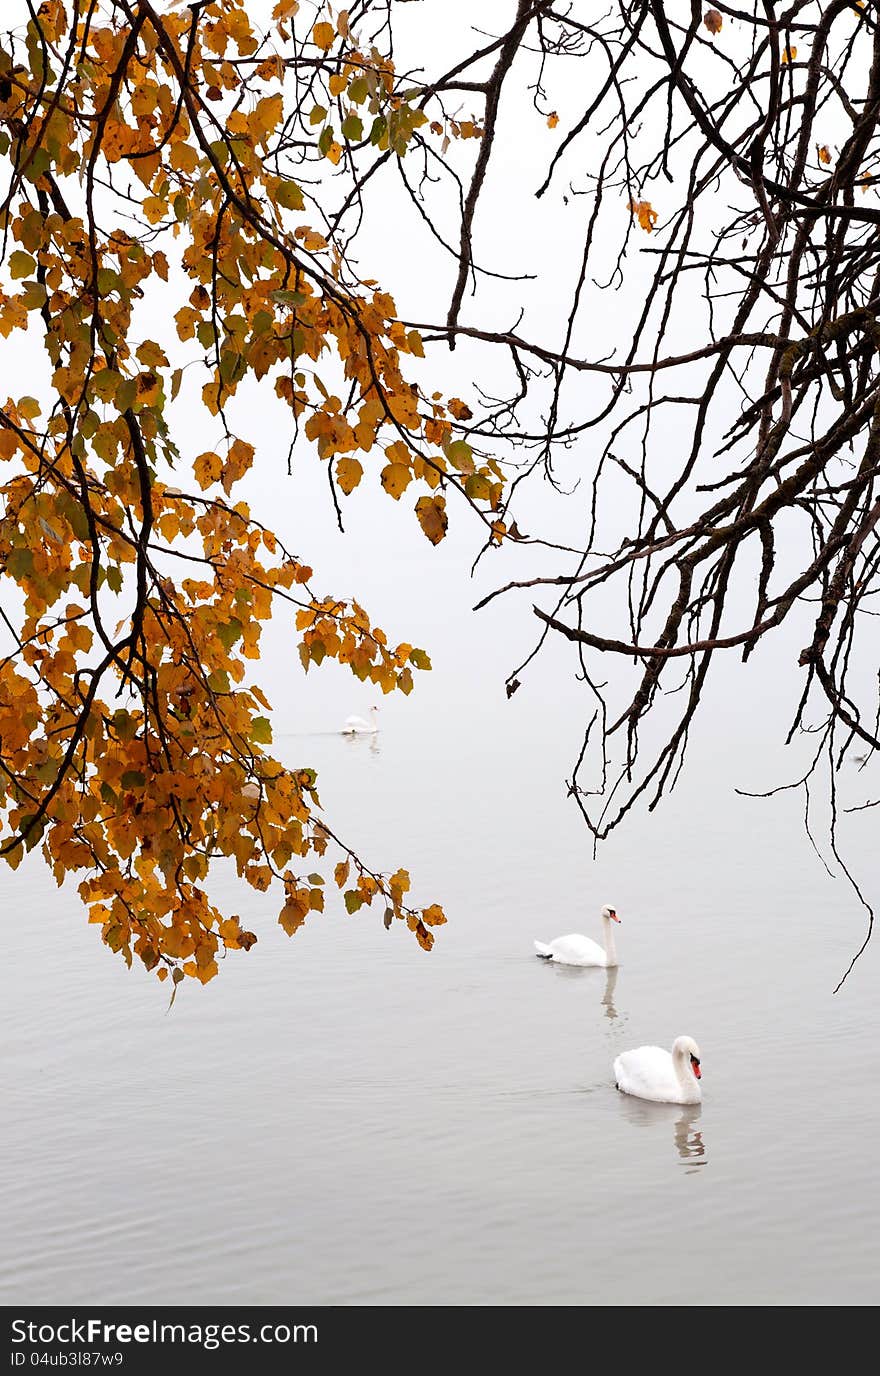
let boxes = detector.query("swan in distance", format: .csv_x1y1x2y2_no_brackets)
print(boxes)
342,705,379,735
614,1036,702,1105
534,905,621,967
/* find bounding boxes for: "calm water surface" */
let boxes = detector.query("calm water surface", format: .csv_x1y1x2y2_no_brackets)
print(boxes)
2,706,878,1306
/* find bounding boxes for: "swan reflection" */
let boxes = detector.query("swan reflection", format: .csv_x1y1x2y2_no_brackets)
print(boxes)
342,731,381,755
616,1094,707,1170
673,1107,706,1172
600,967,619,1023
541,962,623,1025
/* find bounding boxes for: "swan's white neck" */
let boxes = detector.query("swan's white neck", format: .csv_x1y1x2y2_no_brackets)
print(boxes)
672,1044,701,1104
602,915,618,967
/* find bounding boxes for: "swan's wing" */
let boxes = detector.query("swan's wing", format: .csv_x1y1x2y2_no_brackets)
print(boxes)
613,1046,680,1102
344,715,368,729
543,933,605,965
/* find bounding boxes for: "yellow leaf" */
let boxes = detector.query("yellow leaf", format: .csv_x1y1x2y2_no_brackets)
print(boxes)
416,494,448,544
380,462,411,500
135,371,162,406
389,867,410,899
336,457,363,494
222,438,255,493
194,451,222,489
102,118,135,163
547,112,559,129
251,94,284,145
781,46,797,64
818,144,831,165
312,21,335,51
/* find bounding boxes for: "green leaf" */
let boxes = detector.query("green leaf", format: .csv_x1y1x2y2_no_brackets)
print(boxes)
309,104,327,126
217,618,243,650
269,288,306,307
445,439,474,474
90,369,121,403
219,350,246,385
9,250,35,279
251,309,274,337
274,179,304,211
307,873,324,885
112,709,137,741
251,716,272,744
348,77,368,105
22,147,50,182
409,648,432,671
344,890,363,914
115,379,137,413
7,548,34,579
20,814,45,851
465,473,491,500
121,770,146,791
20,280,47,311
341,113,364,142
370,114,388,147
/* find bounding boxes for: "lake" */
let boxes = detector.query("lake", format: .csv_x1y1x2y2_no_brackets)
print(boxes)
2,687,878,1308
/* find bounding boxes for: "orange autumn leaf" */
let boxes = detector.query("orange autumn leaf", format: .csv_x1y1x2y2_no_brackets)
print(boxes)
335,457,363,493
0,0,465,992
312,21,335,52
628,198,658,232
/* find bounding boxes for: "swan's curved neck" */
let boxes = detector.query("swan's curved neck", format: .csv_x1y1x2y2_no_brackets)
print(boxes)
672,1046,700,1102
602,916,618,967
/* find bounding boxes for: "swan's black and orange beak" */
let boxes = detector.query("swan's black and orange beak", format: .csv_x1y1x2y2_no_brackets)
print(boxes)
690,1054,702,1080
610,909,621,923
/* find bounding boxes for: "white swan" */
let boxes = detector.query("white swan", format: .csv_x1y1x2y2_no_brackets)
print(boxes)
614,1036,702,1105
534,904,620,967
342,706,379,735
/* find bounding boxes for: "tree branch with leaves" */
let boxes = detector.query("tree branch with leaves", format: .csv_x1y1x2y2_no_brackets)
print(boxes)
3,0,878,989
